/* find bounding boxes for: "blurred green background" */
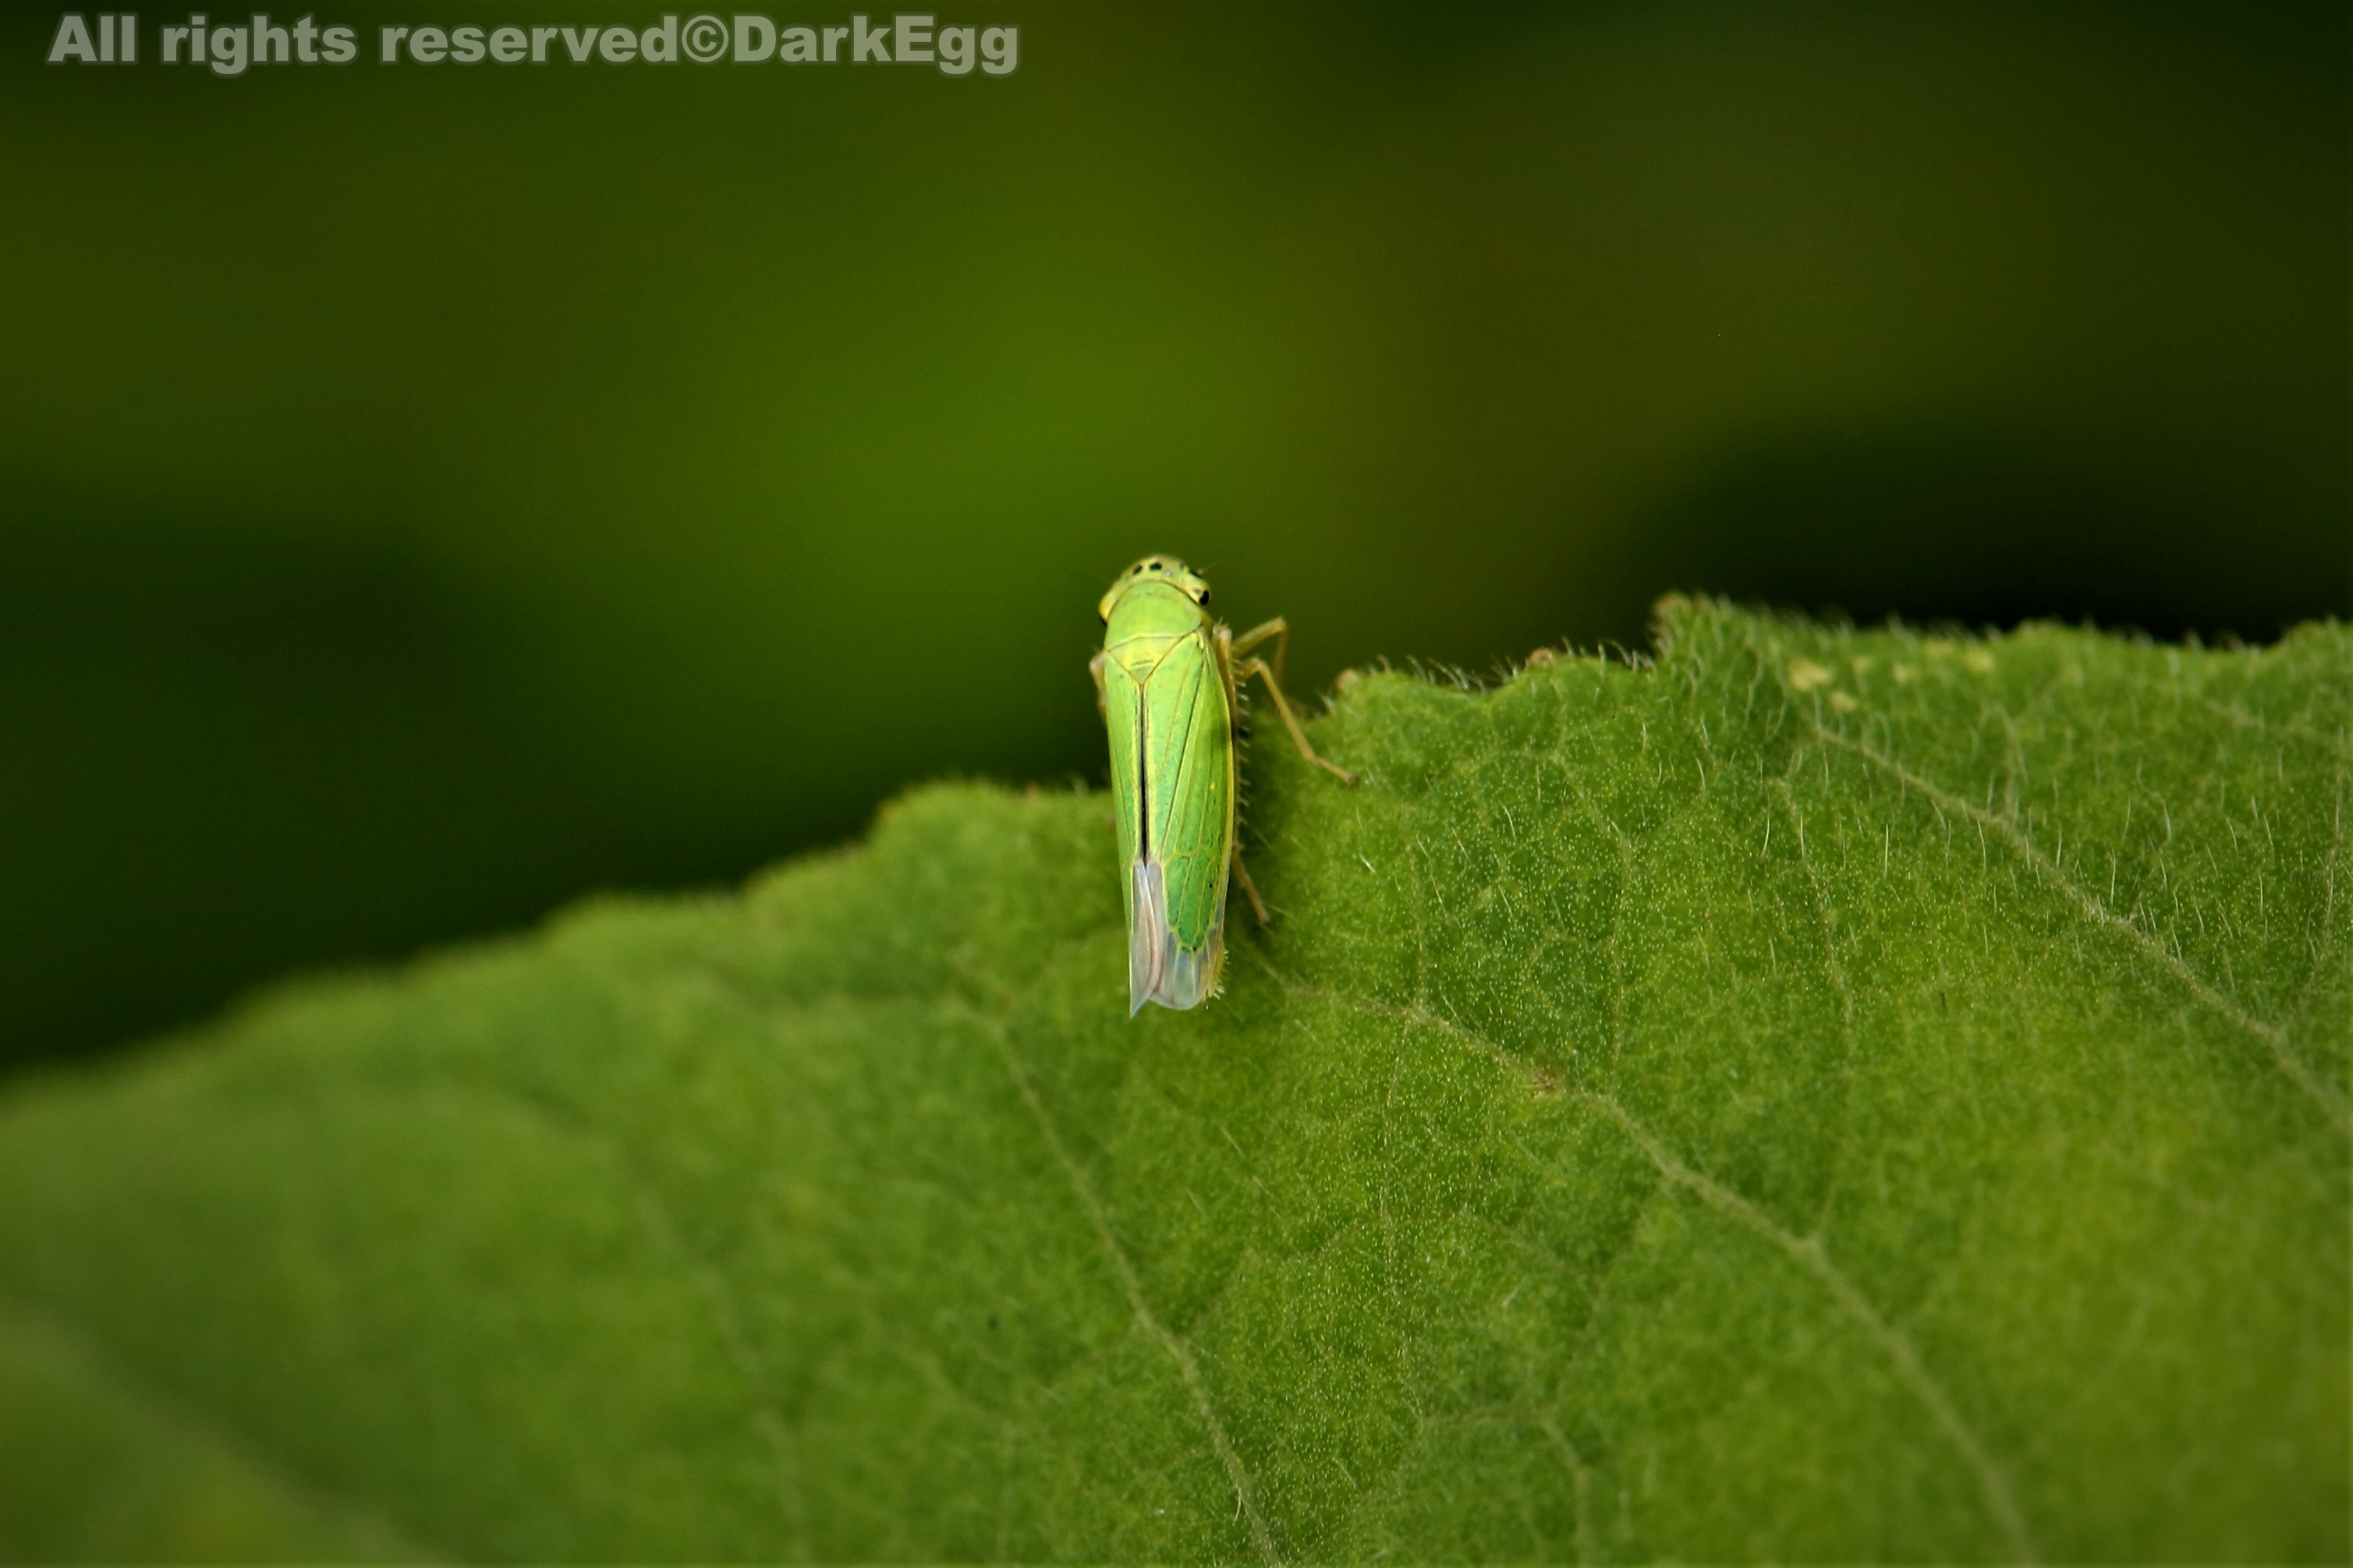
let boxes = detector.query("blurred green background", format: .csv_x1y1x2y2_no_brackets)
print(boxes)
1,2,2344,1070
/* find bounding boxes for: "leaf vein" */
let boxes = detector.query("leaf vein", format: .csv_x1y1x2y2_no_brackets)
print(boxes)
1811,724,2351,1133
0,1287,443,1562
468,1078,810,1557
1772,756,1858,1237
1266,975,2040,1565
977,1014,1283,1563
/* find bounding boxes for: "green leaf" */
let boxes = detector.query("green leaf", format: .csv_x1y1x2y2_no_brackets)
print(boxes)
0,599,2343,1562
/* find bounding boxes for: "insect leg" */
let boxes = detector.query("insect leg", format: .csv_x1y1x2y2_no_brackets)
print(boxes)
1228,617,1289,683
1235,654,1358,786
1230,845,1271,925
1088,650,1107,716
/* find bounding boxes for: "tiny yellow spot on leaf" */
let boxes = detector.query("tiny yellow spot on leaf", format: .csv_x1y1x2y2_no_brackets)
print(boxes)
1788,659,1834,692
1829,690,1859,712
1965,648,1996,674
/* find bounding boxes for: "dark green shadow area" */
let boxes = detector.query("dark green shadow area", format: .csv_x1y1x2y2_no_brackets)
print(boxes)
0,0,2344,1067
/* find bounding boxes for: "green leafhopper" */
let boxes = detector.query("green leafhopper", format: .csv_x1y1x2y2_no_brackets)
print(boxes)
1093,555,1356,1014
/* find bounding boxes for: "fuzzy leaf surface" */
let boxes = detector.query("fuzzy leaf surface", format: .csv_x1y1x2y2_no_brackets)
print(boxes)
0,600,2344,1561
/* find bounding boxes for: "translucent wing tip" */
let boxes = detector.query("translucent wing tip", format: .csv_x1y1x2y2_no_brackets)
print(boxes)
1129,858,1224,1014
1129,860,1168,1015
1159,941,1221,1011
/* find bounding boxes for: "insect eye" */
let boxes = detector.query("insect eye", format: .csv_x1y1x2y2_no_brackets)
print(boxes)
1197,588,1210,603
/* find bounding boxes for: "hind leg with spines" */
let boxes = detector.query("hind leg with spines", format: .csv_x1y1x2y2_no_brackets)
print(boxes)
1229,845,1271,925
1223,621,1357,787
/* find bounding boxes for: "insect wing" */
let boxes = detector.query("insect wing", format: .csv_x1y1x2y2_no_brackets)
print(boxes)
1136,627,1234,1009
1143,628,1231,955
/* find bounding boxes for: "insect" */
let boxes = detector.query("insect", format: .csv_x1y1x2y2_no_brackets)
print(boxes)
1092,555,1356,1014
